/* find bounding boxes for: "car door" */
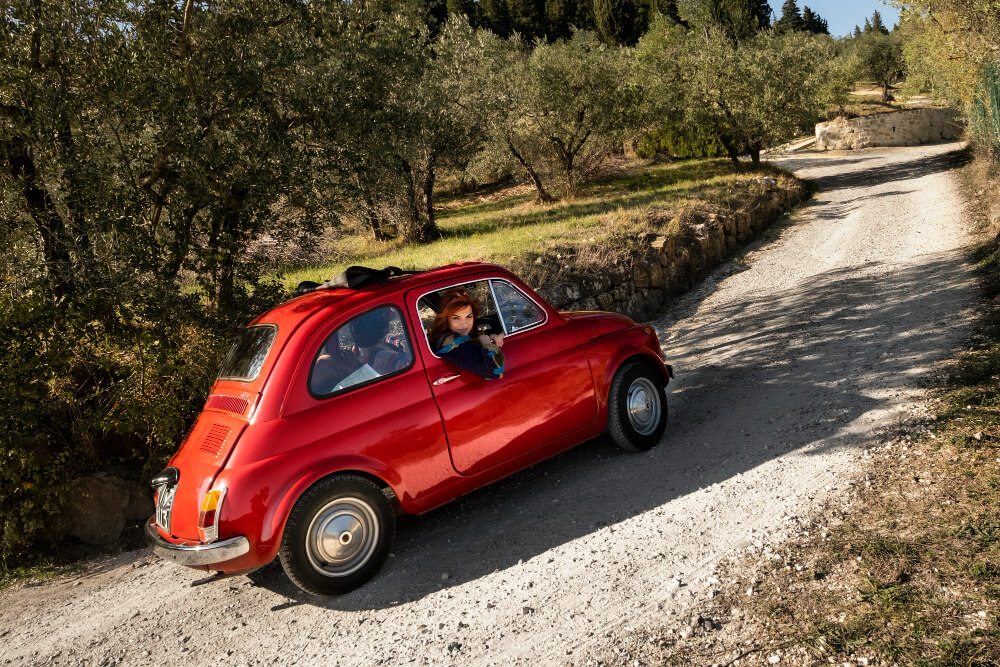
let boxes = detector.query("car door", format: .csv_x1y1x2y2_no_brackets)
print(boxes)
407,274,597,476
279,300,455,509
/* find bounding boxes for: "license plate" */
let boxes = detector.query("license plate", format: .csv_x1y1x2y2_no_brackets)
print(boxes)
155,484,177,533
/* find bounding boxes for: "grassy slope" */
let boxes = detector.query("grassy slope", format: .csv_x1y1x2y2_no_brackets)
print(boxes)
281,158,787,289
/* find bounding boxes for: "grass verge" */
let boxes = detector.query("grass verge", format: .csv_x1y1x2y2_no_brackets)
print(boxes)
281,157,796,289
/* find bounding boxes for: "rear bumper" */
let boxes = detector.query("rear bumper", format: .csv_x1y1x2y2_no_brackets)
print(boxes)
145,517,250,567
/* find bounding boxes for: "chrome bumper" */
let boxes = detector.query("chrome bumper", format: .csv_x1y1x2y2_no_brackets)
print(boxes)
145,518,250,567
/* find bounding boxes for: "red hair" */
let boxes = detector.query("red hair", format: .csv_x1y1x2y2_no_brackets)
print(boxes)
429,289,480,343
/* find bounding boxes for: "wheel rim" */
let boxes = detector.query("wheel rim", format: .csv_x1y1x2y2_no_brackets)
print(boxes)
305,496,380,577
626,377,661,436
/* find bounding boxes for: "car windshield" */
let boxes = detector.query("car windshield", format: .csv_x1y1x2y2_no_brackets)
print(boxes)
218,325,277,381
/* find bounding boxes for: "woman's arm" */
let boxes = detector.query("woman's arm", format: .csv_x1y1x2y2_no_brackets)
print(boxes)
436,334,505,380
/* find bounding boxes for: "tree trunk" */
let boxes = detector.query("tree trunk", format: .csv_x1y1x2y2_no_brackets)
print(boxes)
54,120,94,278
565,154,575,198
881,80,890,104
397,156,425,243
7,137,74,297
748,145,761,167
163,205,198,279
507,140,554,203
422,166,438,238
365,207,387,242
215,208,241,312
720,138,740,165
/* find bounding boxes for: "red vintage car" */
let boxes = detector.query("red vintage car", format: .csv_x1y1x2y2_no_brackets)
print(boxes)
146,263,672,595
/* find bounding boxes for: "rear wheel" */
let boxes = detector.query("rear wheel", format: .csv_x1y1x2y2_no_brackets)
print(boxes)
279,475,394,596
607,361,668,452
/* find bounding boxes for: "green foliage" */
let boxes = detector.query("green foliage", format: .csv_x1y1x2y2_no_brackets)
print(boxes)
897,10,975,107
851,29,905,103
678,0,768,42
0,0,344,555
522,31,642,193
774,0,804,33
773,0,827,35
478,0,513,36
801,6,828,34
971,63,1000,161
868,9,889,34
508,0,550,40
636,18,833,165
896,0,999,146
447,0,477,20
636,126,729,158
593,0,645,46
0,280,288,555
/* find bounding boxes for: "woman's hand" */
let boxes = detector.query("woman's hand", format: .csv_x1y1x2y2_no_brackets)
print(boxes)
488,333,504,348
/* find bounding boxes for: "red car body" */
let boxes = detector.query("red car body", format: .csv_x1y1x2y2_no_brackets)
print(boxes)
146,263,670,593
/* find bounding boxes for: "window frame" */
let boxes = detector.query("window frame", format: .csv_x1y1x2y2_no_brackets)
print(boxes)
489,279,548,335
306,304,416,401
415,277,549,359
217,323,279,383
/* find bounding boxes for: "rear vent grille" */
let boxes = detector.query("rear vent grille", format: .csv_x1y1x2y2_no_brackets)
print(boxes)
205,395,249,415
200,424,232,456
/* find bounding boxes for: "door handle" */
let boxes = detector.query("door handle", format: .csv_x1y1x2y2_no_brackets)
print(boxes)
433,374,461,386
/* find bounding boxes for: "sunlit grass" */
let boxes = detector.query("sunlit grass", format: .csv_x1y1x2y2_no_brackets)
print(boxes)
282,157,768,288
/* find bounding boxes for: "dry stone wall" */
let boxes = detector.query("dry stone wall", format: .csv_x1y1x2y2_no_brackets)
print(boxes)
530,178,808,322
816,108,960,151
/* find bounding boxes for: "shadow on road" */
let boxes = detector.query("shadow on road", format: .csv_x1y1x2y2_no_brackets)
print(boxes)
248,244,972,611
776,145,971,193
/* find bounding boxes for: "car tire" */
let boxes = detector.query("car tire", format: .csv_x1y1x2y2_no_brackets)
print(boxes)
279,475,394,596
607,361,668,452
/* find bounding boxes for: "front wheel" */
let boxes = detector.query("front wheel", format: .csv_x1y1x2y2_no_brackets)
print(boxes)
607,361,668,452
279,475,394,596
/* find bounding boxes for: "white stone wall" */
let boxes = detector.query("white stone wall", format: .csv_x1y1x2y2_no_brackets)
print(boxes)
816,108,961,151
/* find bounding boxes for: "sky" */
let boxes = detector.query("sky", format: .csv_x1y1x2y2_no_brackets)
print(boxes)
768,0,902,37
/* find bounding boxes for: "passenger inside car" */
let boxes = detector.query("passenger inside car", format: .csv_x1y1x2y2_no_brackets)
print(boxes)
352,307,410,375
429,289,505,380
310,307,412,395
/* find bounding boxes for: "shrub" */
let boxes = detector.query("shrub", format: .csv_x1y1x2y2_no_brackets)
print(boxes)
636,126,729,158
0,279,287,560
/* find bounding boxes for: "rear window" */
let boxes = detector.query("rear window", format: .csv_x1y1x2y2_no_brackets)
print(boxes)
218,325,277,381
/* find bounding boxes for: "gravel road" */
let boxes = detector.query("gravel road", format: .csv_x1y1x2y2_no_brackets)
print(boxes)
1,142,976,667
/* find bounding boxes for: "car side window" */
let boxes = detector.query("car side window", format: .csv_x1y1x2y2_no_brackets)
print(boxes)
416,280,503,351
309,306,413,397
491,280,545,334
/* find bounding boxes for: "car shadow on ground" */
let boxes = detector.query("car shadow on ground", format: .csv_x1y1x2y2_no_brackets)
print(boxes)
247,242,973,611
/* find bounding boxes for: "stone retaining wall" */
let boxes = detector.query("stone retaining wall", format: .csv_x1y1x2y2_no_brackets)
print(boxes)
816,108,961,151
529,178,808,322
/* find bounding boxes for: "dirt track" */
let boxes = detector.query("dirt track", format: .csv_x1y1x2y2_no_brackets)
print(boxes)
1,142,975,666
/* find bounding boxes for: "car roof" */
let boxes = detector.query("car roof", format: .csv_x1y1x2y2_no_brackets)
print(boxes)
251,262,505,329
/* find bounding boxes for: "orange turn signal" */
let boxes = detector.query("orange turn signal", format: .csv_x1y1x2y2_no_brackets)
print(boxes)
197,488,226,543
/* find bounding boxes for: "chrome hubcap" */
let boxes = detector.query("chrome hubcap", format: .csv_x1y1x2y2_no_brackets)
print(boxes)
626,377,661,436
305,497,379,577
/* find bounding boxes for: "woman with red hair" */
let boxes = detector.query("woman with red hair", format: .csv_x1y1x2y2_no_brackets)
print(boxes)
429,289,505,380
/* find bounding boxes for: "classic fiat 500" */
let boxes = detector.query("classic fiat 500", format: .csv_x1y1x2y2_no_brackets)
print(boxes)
147,263,672,595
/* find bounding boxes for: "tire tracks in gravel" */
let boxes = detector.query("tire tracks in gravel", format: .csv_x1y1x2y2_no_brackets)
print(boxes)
0,142,976,667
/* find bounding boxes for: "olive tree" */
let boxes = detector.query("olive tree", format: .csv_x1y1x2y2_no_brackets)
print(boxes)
851,30,904,103
523,31,640,195
637,18,830,165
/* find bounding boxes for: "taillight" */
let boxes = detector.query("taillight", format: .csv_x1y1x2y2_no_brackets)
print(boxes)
197,488,227,543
